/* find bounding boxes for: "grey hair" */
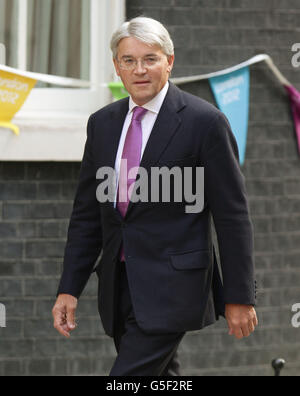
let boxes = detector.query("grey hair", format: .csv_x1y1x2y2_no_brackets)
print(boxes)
110,16,174,59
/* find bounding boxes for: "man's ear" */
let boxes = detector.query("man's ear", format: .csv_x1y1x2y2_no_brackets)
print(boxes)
167,54,175,73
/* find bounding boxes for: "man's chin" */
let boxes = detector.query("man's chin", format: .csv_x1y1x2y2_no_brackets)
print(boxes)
133,85,152,94
131,91,155,105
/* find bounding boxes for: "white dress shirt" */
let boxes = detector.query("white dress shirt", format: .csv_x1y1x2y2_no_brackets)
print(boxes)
113,81,169,208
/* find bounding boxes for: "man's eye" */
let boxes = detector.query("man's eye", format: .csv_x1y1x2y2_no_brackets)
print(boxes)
145,58,156,62
124,59,134,64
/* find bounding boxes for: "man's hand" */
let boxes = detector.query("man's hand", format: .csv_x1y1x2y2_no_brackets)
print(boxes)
52,294,78,338
225,304,258,339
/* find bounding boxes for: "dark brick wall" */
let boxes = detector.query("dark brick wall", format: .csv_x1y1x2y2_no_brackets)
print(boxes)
0,163,115,375
1,0,300,376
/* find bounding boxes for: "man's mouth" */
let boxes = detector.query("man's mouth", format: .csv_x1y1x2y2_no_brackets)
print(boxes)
134,81,151,85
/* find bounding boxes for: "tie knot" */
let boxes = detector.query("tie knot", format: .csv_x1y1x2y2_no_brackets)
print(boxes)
132,106,147,122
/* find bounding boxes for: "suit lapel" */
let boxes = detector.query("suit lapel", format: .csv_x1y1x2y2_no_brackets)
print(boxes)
99,98,129,221
102,97,129,172
105,83,186,219
125,82,186,218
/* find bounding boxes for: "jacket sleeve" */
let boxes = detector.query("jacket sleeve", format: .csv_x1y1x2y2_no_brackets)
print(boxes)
201,112,256,306
57,114,103,299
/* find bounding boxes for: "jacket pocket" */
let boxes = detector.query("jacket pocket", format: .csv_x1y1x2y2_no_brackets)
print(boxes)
158,155,196,168
170,249,209,270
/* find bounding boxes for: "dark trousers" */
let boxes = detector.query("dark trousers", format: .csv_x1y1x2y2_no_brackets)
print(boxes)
109,261,185,376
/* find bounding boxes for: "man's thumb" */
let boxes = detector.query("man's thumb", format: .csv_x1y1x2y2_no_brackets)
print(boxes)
66,306,76,329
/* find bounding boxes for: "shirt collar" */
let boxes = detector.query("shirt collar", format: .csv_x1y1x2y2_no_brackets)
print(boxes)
128,81,169,115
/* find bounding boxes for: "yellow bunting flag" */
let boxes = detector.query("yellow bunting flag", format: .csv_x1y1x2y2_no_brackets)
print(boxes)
0,70,37,135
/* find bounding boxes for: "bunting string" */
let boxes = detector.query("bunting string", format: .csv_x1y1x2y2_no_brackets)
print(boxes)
0,54,299,162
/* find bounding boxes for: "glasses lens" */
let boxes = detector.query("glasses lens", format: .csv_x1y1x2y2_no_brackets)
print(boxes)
119,56,161,70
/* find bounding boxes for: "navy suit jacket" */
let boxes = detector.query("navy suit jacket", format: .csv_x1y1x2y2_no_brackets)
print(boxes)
57,82,256,337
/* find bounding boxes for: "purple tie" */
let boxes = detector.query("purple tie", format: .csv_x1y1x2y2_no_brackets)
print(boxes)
117,106,147,261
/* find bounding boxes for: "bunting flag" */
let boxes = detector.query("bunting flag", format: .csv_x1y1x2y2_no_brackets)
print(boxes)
209,67,250,166
0,64,91,136
284,85,300,155
0,69,37,135
108,82,129,100
1,54,299,161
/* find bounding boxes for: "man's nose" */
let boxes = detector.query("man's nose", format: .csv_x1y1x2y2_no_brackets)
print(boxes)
133,60,147,74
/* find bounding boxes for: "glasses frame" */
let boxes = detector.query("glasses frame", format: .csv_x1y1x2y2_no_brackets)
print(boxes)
117,55,164,71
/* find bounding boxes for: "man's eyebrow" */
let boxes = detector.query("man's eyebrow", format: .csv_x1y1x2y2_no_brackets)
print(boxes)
121,53,159,58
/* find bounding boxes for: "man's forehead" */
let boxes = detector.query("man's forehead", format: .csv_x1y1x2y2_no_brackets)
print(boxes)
117,37,162,55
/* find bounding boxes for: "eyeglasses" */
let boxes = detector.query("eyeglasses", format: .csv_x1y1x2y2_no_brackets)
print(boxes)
117,56,163,71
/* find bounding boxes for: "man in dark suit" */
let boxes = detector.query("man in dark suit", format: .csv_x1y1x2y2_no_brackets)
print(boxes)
52,17,258,376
